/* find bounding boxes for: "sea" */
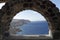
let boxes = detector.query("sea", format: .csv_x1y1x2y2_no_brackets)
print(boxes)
17,21,49,35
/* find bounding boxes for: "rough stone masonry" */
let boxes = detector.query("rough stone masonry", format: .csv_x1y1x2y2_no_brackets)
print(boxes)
0,0,60,40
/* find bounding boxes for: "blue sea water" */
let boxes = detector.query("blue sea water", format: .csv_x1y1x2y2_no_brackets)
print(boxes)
17,21,49,35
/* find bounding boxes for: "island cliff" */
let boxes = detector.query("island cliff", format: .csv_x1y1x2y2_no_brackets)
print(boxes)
9,19,30,35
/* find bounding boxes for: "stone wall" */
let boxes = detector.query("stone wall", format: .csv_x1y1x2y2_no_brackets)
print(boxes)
0,0,60,40
0,0,9,2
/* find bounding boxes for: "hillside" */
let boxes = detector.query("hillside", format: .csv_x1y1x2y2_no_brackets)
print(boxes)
9,19,31,34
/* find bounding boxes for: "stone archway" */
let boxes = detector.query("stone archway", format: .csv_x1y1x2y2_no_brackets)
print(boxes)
0,0,60,39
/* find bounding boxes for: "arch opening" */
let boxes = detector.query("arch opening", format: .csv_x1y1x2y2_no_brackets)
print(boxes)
9,10,52,37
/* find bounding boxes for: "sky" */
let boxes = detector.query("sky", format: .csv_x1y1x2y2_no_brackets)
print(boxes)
13,10,46,21
50,0,60,9
0,0,60,21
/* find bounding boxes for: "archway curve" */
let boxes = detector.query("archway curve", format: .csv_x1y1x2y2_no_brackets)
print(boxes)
0,0,60,39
